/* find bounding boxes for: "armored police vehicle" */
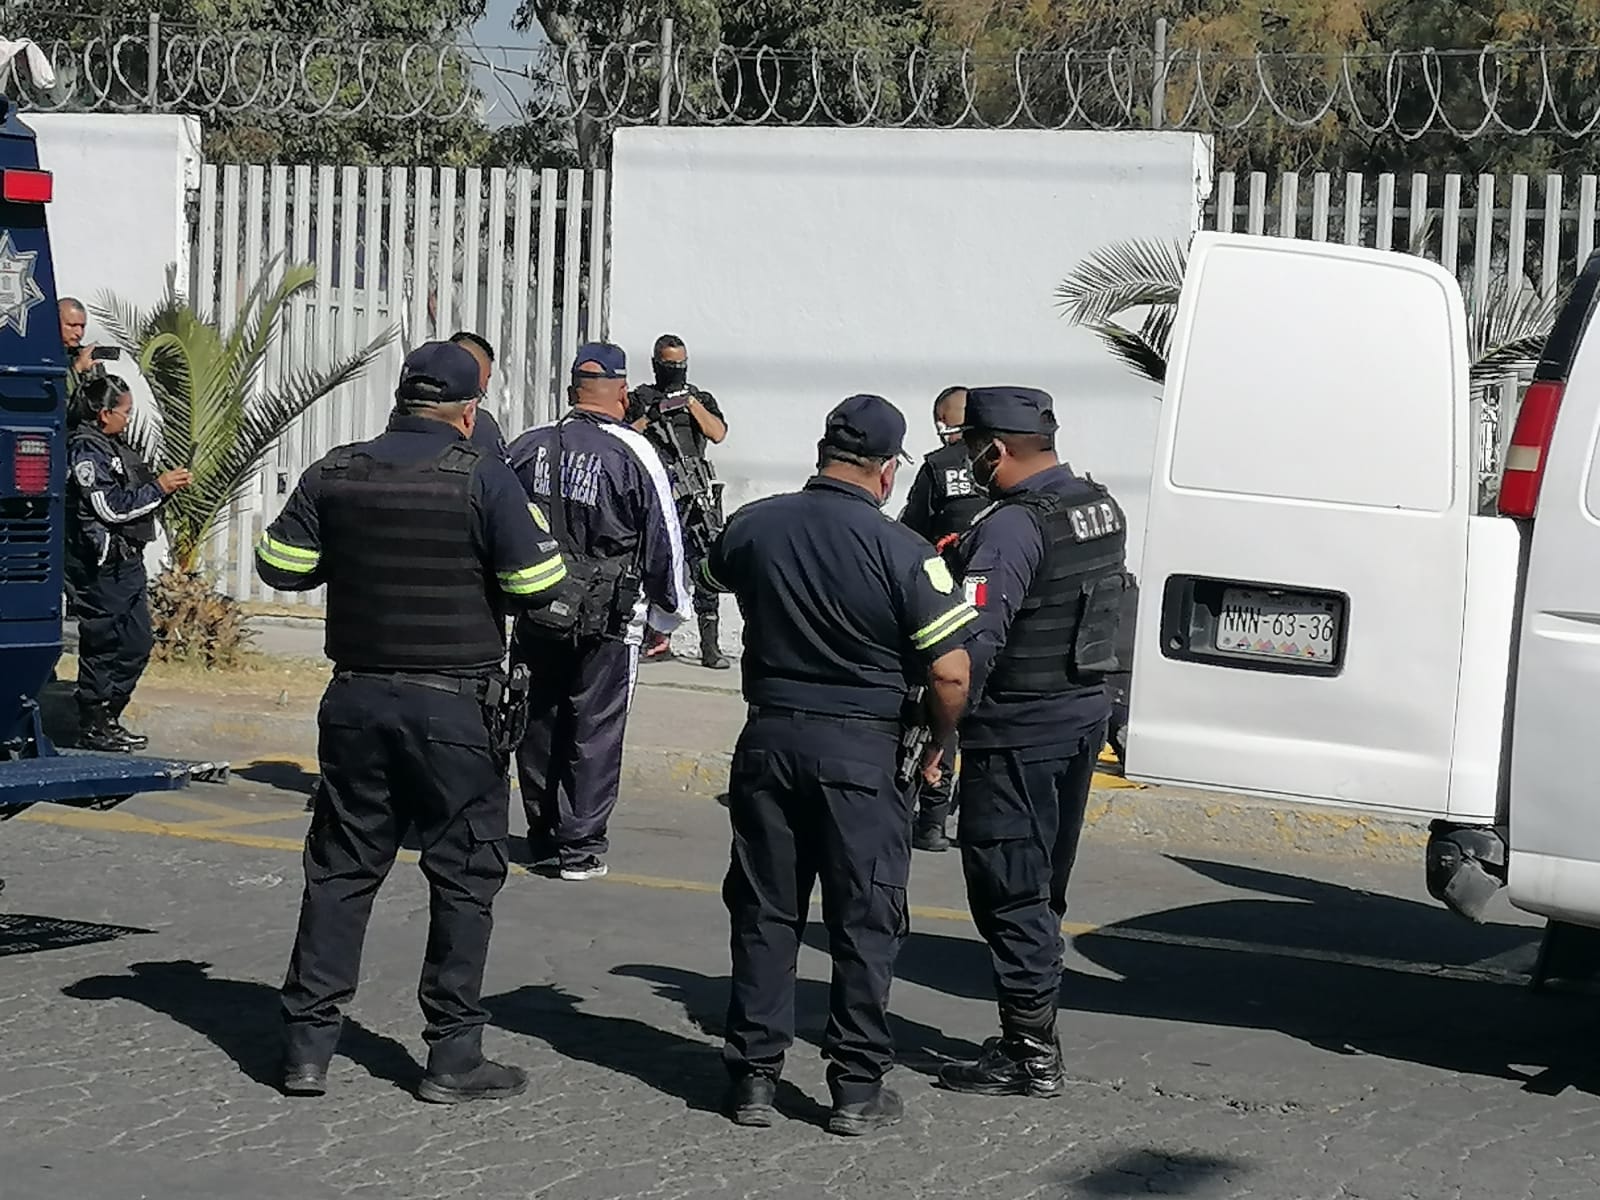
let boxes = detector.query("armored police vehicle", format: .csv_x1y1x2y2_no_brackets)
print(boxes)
1124,229,1600,975
0,95,225,823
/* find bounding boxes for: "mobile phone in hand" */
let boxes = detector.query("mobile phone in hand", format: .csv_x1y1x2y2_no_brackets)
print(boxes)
89,346,120,361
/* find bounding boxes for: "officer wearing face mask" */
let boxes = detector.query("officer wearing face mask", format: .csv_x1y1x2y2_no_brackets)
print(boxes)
898,385,986,853
627,334,730,668
696,394,977,1136
935,386,1128,1102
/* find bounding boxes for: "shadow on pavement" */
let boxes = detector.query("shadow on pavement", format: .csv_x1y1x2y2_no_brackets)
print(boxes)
892,856,1600,1095
1071,1149,1251,1196
488,983,726,1115
235,759,320,795
0,912,151,958
62,959,418,1091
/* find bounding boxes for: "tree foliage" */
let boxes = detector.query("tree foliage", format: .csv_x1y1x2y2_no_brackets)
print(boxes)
9,0,570,166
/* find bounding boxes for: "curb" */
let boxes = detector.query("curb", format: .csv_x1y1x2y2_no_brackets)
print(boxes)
121,697,1431,867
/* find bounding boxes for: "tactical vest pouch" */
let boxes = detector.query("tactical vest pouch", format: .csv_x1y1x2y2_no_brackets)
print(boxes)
1071,572,1128,682
516,418,641,642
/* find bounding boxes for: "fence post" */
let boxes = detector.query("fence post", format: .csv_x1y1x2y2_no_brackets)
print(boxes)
1150,18,1168,130
145,11,159,108
657,17,674,127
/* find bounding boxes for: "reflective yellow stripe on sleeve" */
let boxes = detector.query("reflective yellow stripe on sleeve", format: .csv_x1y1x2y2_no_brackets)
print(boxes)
912,601,979,651
699,559,728,593
256,533,320,575
499,553,567,596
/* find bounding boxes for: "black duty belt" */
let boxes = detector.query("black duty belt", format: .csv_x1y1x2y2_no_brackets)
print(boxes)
746,705,900,733
336,670,494,696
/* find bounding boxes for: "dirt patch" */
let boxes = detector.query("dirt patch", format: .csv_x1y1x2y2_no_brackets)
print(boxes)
60,651,331,706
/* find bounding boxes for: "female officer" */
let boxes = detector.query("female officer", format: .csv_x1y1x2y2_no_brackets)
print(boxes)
64,374,190,752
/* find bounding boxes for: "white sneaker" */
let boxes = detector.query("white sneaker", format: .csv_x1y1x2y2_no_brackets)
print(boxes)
559,858,609,881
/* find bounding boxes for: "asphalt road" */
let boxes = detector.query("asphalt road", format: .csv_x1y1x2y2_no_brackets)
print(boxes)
2,771,1595,1200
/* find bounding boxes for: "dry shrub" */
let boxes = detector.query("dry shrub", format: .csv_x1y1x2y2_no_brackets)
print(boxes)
149,568,255,668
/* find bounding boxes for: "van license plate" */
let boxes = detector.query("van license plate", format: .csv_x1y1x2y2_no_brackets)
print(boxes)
1216,588,1340,663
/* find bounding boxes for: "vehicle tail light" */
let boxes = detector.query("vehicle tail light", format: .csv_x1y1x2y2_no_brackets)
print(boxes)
2,168,52,203
12,435,48,494
1499,380,1565,519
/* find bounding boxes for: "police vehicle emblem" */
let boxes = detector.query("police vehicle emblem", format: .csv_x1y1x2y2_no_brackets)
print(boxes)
0,230,44,337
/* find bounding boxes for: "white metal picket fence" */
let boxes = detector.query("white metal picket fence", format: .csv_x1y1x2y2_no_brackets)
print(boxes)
195,162,1600,603
190,163,610,606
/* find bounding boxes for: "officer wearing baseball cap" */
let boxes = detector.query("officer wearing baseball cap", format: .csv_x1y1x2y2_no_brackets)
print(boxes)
697,393,977,1135
256,339,568,1104
931,385,1130,1100
506,341,692,882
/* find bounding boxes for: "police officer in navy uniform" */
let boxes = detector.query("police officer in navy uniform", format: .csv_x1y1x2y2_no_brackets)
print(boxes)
449,330,510,463
64,373,191,752
626,334,731,668
898,385,986,852
699,394,977,1136
255,341,569,1103
508,342,690,881
935,386,1128,1100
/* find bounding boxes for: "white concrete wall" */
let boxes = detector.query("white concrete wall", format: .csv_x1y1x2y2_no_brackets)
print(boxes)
27,113,203,575
609,127,1210,652
28,113,201,316
609,127,1212,583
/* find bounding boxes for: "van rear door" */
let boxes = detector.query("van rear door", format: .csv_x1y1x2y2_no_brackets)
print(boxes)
1126,232,1483,820
1503,253,1600,922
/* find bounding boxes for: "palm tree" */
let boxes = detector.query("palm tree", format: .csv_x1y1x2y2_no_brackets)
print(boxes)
91,256,397,573
1055,236,1563,390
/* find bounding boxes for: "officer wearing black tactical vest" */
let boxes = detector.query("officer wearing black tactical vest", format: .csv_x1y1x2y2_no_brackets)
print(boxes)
934,385,1129,1101
898,385,986,852
255,340,568,1105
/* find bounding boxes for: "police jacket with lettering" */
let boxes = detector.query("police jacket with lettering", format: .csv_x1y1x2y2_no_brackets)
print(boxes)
507,408,692,637
254,414,568,672
698,475,980,720
948,463,1129,750
899,440,987,544
66,424,165,569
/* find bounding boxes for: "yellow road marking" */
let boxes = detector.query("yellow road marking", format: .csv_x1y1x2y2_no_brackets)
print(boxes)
12,804,1529,986
144,791,260,821
186,810,314,831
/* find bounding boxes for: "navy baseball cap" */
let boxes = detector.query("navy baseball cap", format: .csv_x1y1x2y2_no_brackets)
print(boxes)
963,386,1060,436
572,342,627,379
822,394,910,461
395,341,482,405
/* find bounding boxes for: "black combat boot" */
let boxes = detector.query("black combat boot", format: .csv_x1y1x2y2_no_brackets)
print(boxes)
77,702,132,754
826,1085,903,1136
938,997,1063,1099
108,697,149,751
912,785,952,852
699,616,730,670
721,1073,777,1127
417,1058,529,1104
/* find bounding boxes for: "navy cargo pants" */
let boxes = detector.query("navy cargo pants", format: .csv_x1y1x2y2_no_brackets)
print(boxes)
281,672,511,1075
957,722,1106,1011
513,631,637,866
721,709,913,1105
65,554,153,713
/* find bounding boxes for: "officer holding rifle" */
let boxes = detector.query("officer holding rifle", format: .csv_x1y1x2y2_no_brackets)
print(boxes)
628,333,732,669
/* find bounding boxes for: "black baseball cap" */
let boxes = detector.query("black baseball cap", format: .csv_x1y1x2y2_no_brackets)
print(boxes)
962,386,1060,436
395,341,481,406
823,394,910,462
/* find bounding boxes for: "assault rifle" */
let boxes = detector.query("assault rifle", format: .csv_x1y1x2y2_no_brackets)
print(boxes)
896,687,933,790
648,387,725,558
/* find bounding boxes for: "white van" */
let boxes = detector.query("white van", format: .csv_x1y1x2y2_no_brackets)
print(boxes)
1126,231,1600,959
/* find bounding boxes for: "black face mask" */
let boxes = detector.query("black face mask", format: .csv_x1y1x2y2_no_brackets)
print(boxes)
969,440,1001,496
654,360,688,390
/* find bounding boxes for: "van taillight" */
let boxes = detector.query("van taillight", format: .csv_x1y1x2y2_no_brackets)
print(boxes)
1499,381,1566,518
12,435,48,494
2,169,52,203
